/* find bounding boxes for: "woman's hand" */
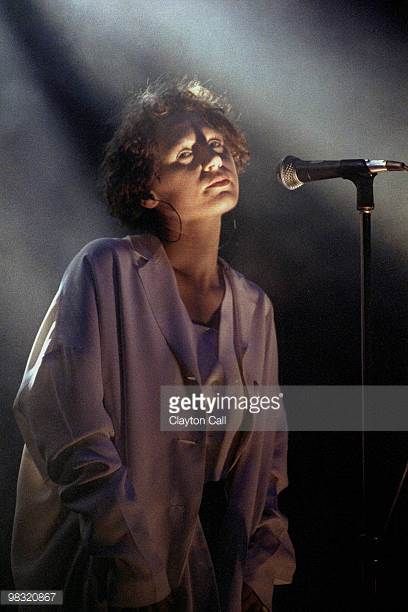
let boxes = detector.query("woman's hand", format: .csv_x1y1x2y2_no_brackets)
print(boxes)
241,582,269,612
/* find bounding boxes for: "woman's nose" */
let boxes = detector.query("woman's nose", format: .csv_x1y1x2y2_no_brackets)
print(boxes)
204,152,223,172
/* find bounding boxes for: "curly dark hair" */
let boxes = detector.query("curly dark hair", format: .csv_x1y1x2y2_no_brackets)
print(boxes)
101,77,250,231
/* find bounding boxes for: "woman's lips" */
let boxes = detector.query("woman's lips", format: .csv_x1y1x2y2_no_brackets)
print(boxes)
206,178,231,188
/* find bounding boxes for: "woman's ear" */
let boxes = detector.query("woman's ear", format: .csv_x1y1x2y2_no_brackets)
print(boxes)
141,191,159,209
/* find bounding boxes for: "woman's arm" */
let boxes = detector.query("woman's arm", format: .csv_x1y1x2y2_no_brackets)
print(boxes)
13,249,170,607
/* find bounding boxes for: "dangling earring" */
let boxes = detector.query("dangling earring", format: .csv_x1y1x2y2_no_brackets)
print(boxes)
156,200,183,243
143,193,182,243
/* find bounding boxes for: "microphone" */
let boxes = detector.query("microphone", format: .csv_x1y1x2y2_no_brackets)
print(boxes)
277,156,408,190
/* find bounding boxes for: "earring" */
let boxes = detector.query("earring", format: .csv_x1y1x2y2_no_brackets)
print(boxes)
157,200,182,243
143,196,182,243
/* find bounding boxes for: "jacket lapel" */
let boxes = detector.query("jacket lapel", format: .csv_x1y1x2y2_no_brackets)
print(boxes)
128,234,201,384
219,258,257,385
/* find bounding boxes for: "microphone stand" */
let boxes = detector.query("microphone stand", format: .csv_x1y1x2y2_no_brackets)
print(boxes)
277,158,408,609
332,171,408,610
347,173,380,609
354,180,408,612
344,169,408,610
348,173,408,610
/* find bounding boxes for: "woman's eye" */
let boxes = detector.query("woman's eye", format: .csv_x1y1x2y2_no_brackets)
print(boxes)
209,140,224,151
176,149,193,161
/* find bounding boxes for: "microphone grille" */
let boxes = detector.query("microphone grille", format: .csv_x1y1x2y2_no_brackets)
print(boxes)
277,156,304,190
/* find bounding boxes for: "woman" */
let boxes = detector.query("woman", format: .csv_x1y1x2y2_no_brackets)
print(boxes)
11,78,295,611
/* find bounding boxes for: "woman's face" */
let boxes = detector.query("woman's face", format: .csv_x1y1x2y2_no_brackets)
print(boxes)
147,112,239,223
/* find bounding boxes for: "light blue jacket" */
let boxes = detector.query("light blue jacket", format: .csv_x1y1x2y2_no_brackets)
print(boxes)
12,233,295,611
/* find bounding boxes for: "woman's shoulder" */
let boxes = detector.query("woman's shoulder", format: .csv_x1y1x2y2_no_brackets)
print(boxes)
64,235,136,272
74,235,133,261
58,236,137,290
70,233,160,265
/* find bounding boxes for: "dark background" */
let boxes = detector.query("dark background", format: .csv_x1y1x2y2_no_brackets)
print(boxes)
1,1,408,610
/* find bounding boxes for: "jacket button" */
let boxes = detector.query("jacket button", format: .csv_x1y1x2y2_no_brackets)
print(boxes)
184,375,197,384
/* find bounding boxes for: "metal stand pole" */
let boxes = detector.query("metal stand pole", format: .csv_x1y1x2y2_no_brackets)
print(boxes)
348,173,381,609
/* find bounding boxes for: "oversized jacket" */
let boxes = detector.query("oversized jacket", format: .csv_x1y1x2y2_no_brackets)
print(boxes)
11,233,295,611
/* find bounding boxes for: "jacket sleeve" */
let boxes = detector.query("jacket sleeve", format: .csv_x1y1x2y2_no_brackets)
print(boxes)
13,249,170,607
243,300,296,607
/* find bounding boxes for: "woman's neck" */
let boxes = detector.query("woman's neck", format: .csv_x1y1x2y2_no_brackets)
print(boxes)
162,217,222,290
